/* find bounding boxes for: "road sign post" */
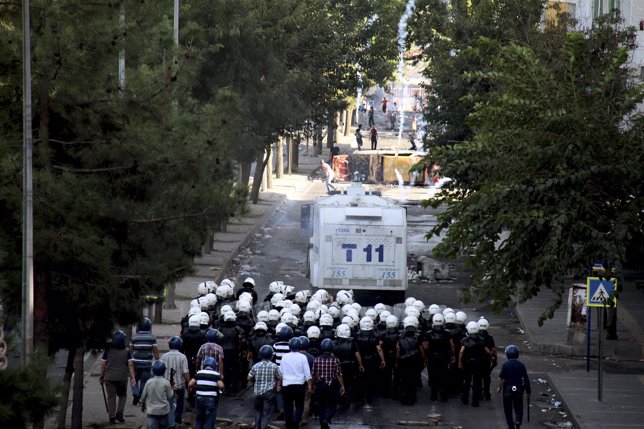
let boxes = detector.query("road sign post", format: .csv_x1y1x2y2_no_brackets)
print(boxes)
586,277,617,402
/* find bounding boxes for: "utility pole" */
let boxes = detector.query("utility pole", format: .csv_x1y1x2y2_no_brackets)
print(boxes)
22,0,34,366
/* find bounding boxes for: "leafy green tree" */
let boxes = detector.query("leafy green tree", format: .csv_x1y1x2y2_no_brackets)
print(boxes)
426,14,644,322
409,0,544,147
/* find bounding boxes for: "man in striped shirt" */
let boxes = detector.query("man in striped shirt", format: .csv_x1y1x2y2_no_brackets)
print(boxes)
131,317,160,405
189,357,224,429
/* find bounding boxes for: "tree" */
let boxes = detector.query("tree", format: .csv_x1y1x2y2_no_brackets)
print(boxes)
409,0,544,147
424,13,644,323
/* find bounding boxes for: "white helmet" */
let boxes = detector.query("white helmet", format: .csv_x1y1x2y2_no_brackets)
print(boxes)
405,297,417,307
243,277,255,287
270,293,284,306
386,315,399,329
306,299,321,313
188,307,200,317
303,311,317,323
224,311,237,322
279,307,292,317
403,316,419,328
268,309,280,322
365,308,378,321
220,305,233,317
199,312,210,325
351,302,362,314
405,306,420,319
220,278,235,289
432,313,445,326
190,299,201,309
412,300,425,312
444,311,456,324
374,303,387,314
341,304,353,316
307,326,321,339
347,309,360,323
466,321,479,335
455,311,467,325
188,314,201,327
316,289,329,303
289,304,302,316
379,310,391,322
281,284,295,295
269,281,283,294
359,317,374,331
315,307,326,320
200,297,210,311
238,300,252,313
336,290,353,305
294,291,308,304
290,316,300,327
442,307,454,316
429,304,440,315
257,310,269,323
197,282,208,296
275,322,287,333
205,293,217,307
319,314,334,327
254,322,268,331
220,284,234,299
478,317,489,331
215,285,228,299
238,292,253,303
336,324,352,339
342,316,355,328
281,313,294,324
327,306,341,319
205,281,217,293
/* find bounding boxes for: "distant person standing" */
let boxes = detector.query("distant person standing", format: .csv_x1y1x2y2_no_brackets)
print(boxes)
382,97,388,113
369,126,378,150
411,116,417,135
354,125,363,150
131,317,160,406
368,106,375,128
100,330,136,424
498,345,531,429
320,159,336,193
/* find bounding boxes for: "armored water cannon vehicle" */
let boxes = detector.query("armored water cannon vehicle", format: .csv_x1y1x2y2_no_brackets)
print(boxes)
302,181,408,303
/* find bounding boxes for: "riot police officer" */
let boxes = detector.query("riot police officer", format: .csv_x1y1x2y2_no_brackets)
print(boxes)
426,313,453,402
459,321,488,407
396,316,426,405
478,316,497,400
219,310,246,393
333,324,363,411
354,317,386,407
498,345,530,429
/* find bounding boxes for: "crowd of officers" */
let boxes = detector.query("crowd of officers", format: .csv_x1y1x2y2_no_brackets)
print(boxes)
178,277,498,414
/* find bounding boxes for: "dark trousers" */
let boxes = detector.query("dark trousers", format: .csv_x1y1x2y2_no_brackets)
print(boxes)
339,363,356,409
398,356,421,405
283,383,306,429
133,364,151,398
427,356,449,401
314,381,338,428
223,350,239,392
462,362,482,405
254,389,275,429
503,392,524,429
355,358,378,405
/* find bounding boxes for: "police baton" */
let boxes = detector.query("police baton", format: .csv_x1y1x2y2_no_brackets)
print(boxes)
100,381,109,414
526,394,530,422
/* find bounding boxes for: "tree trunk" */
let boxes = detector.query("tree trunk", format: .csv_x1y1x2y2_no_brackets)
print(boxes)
164,281,177,310
250,149,269,204
276,137,284,179
286,134,292,175
56,347,77,429
71,346,85,429
344,109,351,136
316,125,323,156
239,161,252,187
154,300,163,324
334,111,341,143
266,147,273,189
290,134,299,172
326,123,334,150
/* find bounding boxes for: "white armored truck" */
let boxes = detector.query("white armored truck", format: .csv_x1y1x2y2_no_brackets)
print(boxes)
302,182,408,303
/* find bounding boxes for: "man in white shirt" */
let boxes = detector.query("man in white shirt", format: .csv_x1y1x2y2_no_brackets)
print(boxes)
280,338,313,429
319,159,336,192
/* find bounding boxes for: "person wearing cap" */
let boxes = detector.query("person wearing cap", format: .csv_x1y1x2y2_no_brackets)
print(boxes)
140,361,173,429
248,345,282,429
100,330,136,424
195,329,225,380
189,357,225,429
498,345,531,429
280,338,313,429
131,318,160,406
312,339,345,429
160,336,191,427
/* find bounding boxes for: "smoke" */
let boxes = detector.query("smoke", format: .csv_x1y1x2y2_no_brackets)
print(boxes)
397,0,416,141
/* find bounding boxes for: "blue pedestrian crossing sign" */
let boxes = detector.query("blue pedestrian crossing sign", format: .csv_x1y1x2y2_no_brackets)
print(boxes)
586,277,617,308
